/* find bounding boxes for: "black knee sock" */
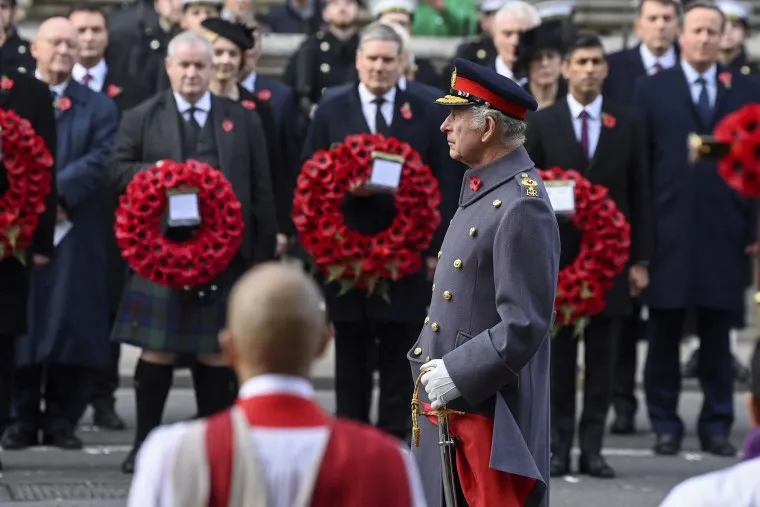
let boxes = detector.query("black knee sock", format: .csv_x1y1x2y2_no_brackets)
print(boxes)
132,359,173,448
192,364,237,418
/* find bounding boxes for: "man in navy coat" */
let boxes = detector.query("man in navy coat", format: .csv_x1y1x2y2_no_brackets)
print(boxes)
2,17,117,450
634,0,760,457
603,0,680,436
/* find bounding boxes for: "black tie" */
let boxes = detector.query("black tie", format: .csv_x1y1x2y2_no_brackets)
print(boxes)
695,77,712,125
373,97,390,136
185,106,201,146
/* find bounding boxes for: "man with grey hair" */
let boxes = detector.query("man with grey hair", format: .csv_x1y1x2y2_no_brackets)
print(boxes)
302,21,461,443
491,0,541,82
410,57,559,506
108,29,278,474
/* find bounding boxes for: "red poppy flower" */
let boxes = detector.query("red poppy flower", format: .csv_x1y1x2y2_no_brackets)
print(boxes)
718,71,732,89
469,176,482,191
256,89,272,101
400,102,413,120
107,84,122,97
241,100,256,110
0,76,14,91
602,113,616,129
56,97,72,111
222,119,234,132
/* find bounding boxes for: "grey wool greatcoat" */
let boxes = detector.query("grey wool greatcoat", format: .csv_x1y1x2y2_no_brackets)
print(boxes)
408,146,560,507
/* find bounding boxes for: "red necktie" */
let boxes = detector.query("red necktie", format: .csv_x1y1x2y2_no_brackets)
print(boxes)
82,73,93,86
579,110,590,161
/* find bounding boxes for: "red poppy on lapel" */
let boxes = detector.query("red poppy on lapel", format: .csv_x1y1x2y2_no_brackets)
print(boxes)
107,84,122,97
256,89,272,101
0,76,14,91
601,113,616,128
718,71,732,89
56,97,72,111
400,102,412,120
469,176,482,191
222,119,234,132
241,99,256,110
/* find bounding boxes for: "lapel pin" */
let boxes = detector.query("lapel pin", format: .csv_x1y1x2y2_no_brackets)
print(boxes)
222,119,234,132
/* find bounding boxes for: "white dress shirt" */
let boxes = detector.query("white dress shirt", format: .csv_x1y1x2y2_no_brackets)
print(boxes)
73,59,107,92
680,60,718,108
35,70,68,98
127,374,427,507
358,82,395,134
240,72,256,93
494,56,516,82
659,458,760,507
398,75,408,91
173,91,211,128
639,44,677,75
566,93,603,160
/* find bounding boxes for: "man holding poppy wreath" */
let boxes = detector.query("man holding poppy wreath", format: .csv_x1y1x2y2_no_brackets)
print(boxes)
107,29,277,474
409,58,559,507
302,21,461,443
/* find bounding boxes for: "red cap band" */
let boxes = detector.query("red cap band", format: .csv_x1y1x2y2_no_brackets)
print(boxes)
453,76,528,120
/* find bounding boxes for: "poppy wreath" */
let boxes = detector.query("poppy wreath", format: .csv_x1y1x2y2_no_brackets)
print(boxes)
538,167,631,333
0,109,54,260
114,159,245,288
293,133,442,297
713,104,760,198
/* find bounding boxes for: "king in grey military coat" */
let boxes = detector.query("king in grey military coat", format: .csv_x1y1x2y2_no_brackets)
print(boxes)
408,146,560,507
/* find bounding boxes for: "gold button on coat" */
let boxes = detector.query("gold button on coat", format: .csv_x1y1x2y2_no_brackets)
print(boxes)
413,347,422,356
469,227,477,237
320,63,331,73
443,291,452,301
437,250,442,259
453,259,463,269
424,316,430,324
431,323,440,332
432,283,435,291
320,41,330,52
493,199,502,208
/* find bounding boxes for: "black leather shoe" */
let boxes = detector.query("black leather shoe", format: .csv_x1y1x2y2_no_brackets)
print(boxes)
653,434,681,455
550,454,569,477
1,427,38,449
93,407,126,431
701,437,737,457
42,432,83,450
610,414,635,435
121,448,137,474
579,454,615,478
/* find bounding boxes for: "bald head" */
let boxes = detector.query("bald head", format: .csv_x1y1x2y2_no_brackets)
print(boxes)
223,263,328,374
32,17,78,84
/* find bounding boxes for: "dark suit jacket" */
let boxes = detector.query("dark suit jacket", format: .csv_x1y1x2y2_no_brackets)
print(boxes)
108,90,278,263
603,44,680,103
0,69,57,336
633,64,760,312
525,96,653,316
301,85,462,323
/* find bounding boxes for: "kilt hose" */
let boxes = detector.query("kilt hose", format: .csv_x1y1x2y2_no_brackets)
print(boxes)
111,259,246,354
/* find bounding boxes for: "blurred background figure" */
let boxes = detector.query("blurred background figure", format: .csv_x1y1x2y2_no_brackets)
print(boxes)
516,19,566,109
716,0,758,77
490,0,541,82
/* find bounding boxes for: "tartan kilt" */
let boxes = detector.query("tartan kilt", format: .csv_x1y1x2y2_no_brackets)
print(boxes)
111,261,244,354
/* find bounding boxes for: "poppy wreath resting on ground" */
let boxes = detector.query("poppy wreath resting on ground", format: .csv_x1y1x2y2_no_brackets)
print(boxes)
114,159,244,288
538,167,631,334
0,109,54,260
713,104,760,198
293,133,442,298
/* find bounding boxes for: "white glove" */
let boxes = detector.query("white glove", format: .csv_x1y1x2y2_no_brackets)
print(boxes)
420,359,461,410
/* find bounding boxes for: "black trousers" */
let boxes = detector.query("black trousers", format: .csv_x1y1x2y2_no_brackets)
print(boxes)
612,305,643,418
333,320,417,440
551,316,620,457
90,312,120,410
644,308,734,441
0,335,16,435
10,364,93,435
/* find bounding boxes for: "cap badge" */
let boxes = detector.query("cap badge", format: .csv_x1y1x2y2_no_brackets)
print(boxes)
451,68,457,89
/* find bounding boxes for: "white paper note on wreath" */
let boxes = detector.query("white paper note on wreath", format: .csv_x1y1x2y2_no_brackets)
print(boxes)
168,192,201,226
545,181,576,214
368,152,403,190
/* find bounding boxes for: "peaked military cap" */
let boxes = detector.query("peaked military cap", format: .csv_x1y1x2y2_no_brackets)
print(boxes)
716,0,750,24
534,0,575,20
435,58,538,120
371,0,418,17
199,18,254,51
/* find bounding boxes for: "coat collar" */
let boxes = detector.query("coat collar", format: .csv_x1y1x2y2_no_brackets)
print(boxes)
459,146,534,207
